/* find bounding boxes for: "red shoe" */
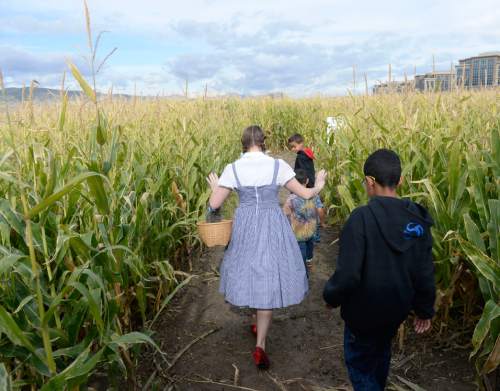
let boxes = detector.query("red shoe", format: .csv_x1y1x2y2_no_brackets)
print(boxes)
250,324,257,337
252,347,270,370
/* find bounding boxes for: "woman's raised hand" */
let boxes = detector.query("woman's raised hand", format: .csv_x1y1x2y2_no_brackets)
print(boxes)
316,169,327,190
206,172,219,192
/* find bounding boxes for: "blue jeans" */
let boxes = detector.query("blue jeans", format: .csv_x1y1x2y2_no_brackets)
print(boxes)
298,239,313,277
344,326,392,391
298,239,313,261
313,225,321,242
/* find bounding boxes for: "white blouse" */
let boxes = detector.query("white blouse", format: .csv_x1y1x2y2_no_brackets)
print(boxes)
218,152,295,189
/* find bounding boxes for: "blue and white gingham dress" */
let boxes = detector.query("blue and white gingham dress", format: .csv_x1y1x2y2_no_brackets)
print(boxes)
219,159,309,309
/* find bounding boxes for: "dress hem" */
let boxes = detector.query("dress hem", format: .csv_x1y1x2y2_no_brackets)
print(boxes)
220,291,309,310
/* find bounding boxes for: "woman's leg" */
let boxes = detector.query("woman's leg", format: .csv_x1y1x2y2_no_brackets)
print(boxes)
256,310,273,350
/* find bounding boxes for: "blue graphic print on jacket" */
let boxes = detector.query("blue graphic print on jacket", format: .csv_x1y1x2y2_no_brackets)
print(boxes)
403,222,424,239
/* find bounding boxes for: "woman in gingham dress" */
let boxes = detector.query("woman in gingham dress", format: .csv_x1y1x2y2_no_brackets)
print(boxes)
207,125,327,369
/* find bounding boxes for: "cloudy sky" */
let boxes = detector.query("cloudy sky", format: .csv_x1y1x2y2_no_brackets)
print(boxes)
1,0,499,96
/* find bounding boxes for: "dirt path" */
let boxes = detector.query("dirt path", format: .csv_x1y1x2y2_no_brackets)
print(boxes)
136,153,476,391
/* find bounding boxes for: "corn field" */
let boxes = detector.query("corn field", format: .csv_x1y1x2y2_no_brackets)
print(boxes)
308,92,499,378
0,60,499,389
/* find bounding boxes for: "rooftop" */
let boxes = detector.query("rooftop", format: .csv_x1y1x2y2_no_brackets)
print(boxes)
459,51,500,61
415,71,455,78
478,51,500,57
426,71,454,76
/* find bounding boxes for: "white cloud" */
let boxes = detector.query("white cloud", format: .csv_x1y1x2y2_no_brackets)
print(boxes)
1,0,499,95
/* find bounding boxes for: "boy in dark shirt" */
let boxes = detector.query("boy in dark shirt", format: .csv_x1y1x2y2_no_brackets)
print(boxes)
323,149,435,391
288,133,316,187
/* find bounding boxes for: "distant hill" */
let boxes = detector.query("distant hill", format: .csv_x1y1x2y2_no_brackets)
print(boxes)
1,87,283,103
0,87,136,103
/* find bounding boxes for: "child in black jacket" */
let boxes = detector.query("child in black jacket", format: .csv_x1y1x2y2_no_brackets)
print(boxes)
288,133,326,239
288,133,316,187
323,149,436,391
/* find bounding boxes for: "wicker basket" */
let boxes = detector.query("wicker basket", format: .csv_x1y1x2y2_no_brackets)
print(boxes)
197,219,233,247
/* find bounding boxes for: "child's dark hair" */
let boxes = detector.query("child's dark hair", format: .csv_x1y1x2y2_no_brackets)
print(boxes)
363,149,401,188
294,169,309,185
242,125,266,152
288,133,304,145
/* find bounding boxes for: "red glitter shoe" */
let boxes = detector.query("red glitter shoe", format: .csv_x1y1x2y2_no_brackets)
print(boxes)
252,347,270,370
250,324,257,337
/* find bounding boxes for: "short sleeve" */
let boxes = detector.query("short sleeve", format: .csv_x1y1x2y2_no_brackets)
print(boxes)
276,159,295,186
218,164,236,189
314,196,324,209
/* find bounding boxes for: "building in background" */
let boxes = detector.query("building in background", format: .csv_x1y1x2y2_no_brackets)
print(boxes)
456,52,500,88
372,51,500,94
414,71,455,92
373,80,413,94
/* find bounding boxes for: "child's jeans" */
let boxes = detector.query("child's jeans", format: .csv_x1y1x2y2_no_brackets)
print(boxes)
298,239,313,261
297,239,313,277
313,224,321,242
344,326,392,391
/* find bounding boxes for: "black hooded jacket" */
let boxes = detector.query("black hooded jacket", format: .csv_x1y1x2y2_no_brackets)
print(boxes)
294,150,315,188
323,196,436,337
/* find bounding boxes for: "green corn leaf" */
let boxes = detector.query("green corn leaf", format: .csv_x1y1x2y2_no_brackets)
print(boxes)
42,285,72,326
67,61,96,103
471,300,500,357
0,200,24,235
447,142,461,206
65,184,82,221
13,295,34,314
60,145,77,178
81,268,107,293
86,175,110,215
27,172,103,218
412,178,445,217
467,154,490,228
0,221,11,246
459,239,500,292
0,150,14,168
337,184,356,213
108,331,160,352
52,339,88,359
481,334,500,374
40,346,104,391
150,274,194,327
0,363,12,391
42,153,57,199
478,277,495,304
69,236,91,261
68,281,104,333
0,254,27,274
104,125,121,174
0,172,30,189
0,305,35,352
28,349,52,377
463,213,486,252
491,126,500,178
135,282,146,325
96,123,106,146
53,231,74,269
57,91,68,132
487,199,499,263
